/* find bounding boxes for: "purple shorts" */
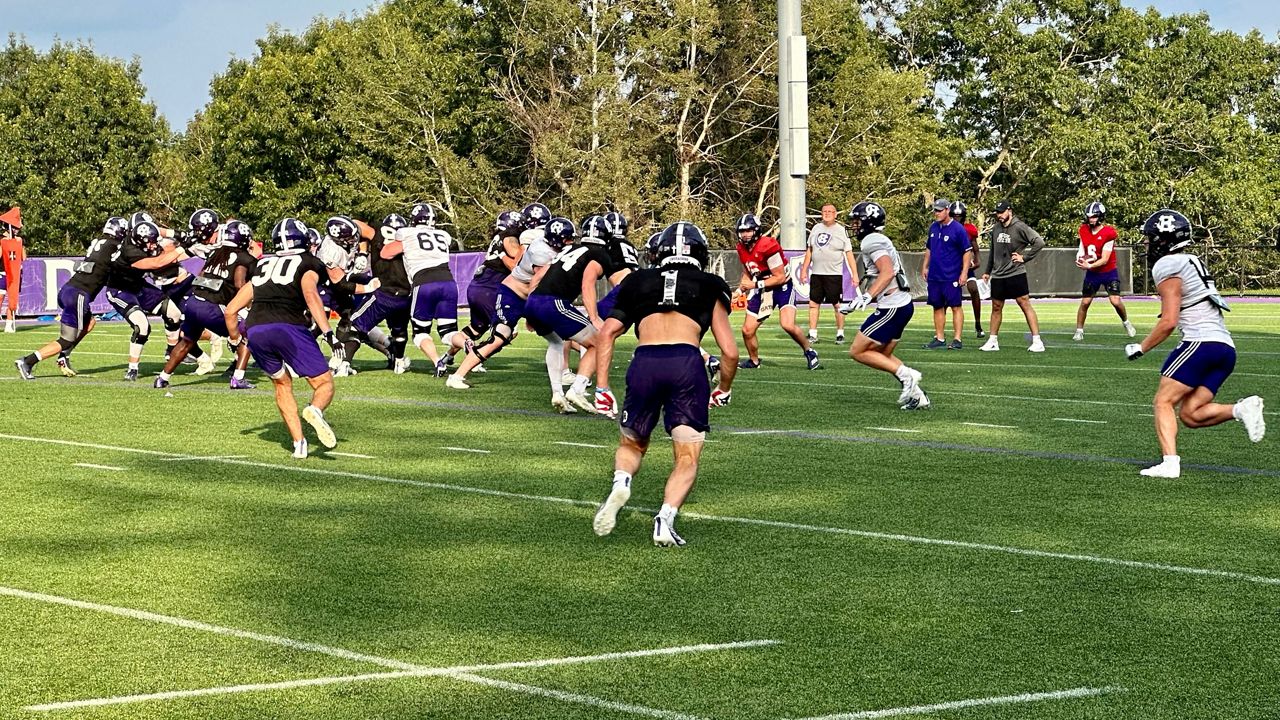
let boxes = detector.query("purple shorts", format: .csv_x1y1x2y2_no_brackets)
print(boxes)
495,287,527,326
107,284,168,314
926,280,964,309
246,322,331,379
466,272,503,332
620,344,711,440
58,285,93,331
526,294,591,339
1160,340,1236,394
860,302,915,345
410,280,459,327
180,297,234,340
597,285,621,320
746,281,798,318
0,273,6,292
351,290,411,335
1083,268,1121,296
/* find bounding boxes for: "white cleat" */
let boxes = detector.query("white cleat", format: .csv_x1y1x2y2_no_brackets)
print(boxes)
209,336,225,365
1072,329,1084,342
1139,459,1181,478
333,362,358,377
896,367,922,405
593,479,632,537
1123,321,1137,338
551,394,577,414
1235,396,1266,443
473,363,487,374
445,374,471,390
1028,339,1046,353
560,369,577,386
979,337,1000,352
394,357,411,375
901,388,931,411
3,320,14,333
302,405,337,448
328,353,343,371
194,354,216,376
652,516,686,547
565,388,596,414
292,439,309,459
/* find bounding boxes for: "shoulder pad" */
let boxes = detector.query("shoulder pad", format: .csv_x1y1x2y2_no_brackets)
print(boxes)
861,233,893,255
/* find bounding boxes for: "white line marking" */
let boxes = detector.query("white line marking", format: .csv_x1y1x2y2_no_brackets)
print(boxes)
962,422,1017,429
1053,418,1107,424
554,441,609,449
4,434,1280,586
0,585,418,670
862,427,921,434
451,673,707,720
27,640,776,713
160,454,247,462
794,685,1125,719
72,463,125,471
730,430,785,435
439,446,491,454
328,451,376,459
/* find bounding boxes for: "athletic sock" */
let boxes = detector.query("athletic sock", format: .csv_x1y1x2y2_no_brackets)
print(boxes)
658,503,678,522
158,371,172,382
894,365,915,382
612,470,631,487
23,352,39,367
128,361,139,370
571,374,590,394
233,369,245,380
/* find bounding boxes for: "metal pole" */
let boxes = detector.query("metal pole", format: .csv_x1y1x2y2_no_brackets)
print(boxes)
776,0,808,251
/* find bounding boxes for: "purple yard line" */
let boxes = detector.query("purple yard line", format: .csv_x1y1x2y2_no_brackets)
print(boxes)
3,433,1280,587
6,382,1278,478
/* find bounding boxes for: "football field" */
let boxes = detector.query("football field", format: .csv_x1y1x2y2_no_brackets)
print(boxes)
1,298,1277,719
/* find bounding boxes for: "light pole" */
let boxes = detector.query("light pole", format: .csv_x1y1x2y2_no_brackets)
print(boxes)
776,0,809,251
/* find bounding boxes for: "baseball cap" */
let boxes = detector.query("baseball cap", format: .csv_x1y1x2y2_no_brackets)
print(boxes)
994,200,1012,213
931,198,951,211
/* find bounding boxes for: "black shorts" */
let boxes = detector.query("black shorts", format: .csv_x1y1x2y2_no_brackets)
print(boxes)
808,274,843,304
990,274,1030,300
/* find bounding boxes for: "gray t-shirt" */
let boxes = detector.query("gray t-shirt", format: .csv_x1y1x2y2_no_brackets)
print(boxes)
807,222,851,276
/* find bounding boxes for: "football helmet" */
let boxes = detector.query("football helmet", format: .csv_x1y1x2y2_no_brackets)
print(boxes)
544,217,576,250
949,200,967,221
130,220,161,252
848,202,887,239
223,220,253,249
494,210,526,237
604,211,628,241
1085,201,1107,221
189,208,220,239
735,213,762,248
129,211,156,229
102,216,130,240
325,216,361,249
271,218,312,252
1141,209,1192,265
580,215,611,244
409,203,438,227
521,202,551,230
653,221,709,269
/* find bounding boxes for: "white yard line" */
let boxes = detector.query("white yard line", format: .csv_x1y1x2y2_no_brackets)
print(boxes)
72,463,125,471
160,454,247,462
327,451,377,459
26,640,776,713
1053,418,1108,424
961,422,1017,429
451,672,708,720
554,441,609,449
3,433,1278,586
906,358,1280,379
730,430,786,435
862,427,921,434
439,446,491,454
794,685,1125,719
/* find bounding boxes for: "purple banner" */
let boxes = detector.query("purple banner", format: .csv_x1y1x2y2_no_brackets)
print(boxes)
9,253,487,317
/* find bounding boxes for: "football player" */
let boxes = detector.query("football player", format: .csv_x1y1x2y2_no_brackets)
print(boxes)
518,202,551,245
350,214,414,374
954,201,985,338
591,221,739,547
839,202,929,409
1123,209,1264,477
381,203,458,376
224,218,344,459
445,209,526,371
153,220,258,390
733,213,820,370
1073,202,1137,341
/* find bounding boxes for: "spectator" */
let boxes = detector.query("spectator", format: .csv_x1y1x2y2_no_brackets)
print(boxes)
0,213,25,333
799,203,859,344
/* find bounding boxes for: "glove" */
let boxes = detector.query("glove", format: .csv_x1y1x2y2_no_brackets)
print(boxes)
1125,343,1144,361
324,330,346,362
594,388,618,418
709,388,732,407
351,252,370,274
174,229,200,249
839,292,873,315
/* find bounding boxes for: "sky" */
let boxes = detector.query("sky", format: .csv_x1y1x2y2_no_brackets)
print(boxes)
3,0,1278,127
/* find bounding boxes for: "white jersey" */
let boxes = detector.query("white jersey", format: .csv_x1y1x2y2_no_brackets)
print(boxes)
397,225,453,281
519,227,546,246
315,237,350,271
1151,253,1233,346
511,239,556,283
860,232,911,309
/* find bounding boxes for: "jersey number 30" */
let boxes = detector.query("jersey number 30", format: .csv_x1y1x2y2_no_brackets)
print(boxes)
252,255,302,286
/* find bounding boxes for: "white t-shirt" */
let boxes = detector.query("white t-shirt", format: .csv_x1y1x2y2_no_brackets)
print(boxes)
807,222,851,276
511,239,557,283
1151,253,1233,346
315,237,350,271
860,232,911,309
397,225,453,280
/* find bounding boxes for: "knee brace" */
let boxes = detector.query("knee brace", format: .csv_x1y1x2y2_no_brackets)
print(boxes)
475,325,515,360
437,321,459,348
127,309,151,345
161,299,183,333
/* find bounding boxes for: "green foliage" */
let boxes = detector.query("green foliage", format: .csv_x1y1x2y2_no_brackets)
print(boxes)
0,36,167,253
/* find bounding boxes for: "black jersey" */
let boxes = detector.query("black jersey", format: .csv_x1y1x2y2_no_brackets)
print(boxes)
66,236,121,296
192,245,257,306
606,237,641,277
477,233,516,277
607,263,731,337
531,243,612,301
369,231,411,297
244,250,328,329
107,241,156,294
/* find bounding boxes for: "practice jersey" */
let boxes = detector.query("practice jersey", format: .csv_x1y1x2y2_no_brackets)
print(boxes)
245,250,329,329
735,235,787,281
192,245,257,306
608,263,731,339
396,225,453,285
519,226,546,246
1151,253,1233,346
315,237,351,272
66,236,122,296
369,228,411,297
149,241,183,286
477,232,518,277
108,241,158,294
1077,223,1118,273
606,237,641,278
860,232,911,309
532,243,612,300
510,239,557,284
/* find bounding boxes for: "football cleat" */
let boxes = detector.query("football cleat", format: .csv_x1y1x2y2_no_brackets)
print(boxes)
835,332,846,343
560,368,577,387
594,388,618,418
229,377,255,390
328,353,343,371
738,358,760,369
706,355,721,385
124,368,139,382
652,516,687,547
444,352,455,367
901,389,931,410
805,349,822,370
394,357,411,375
1028,338,1046,353
292,439,309,459
333,362,358,377
1235,396,1265,443
565,388,596,414
3,320,14,333
434,357,449,378
57,357,76,377
1123,320,1137,338
302,405,337,448
1139,459,1180,478
181,354,198,366
948,340,963,350
473,363,487,373
153,377,169,389
15,358,35,380
923,338,947,350
975,327,986,338
551,394,577,414
808,332,819,344
979,337,1000,352
194,354,216,376
1072,329,1084,342
593,478,631,537
445,374,471,390
896,367,922,405
209,336,225,365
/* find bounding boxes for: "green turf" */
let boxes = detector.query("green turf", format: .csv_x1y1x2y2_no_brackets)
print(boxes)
1,298,1277,719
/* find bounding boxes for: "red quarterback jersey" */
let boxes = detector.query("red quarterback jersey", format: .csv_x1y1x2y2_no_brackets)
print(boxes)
1077,223,1118,273
735,235,787,280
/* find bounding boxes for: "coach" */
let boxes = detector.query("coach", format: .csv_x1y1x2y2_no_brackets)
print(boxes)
921,198,972,350
980,200,1046,353
799,203,858,344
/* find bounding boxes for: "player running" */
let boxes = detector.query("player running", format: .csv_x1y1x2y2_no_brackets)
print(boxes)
381,204,458,376
1123,209,1264,478
1073,201,1137,341
733,213,820,370
591,221,739,547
